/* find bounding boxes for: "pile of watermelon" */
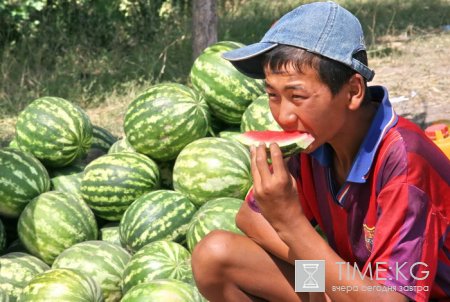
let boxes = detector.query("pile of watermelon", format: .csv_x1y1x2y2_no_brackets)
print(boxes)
0,41,303,301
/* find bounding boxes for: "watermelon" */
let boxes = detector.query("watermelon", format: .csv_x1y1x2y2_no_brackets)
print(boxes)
7,137,19,150
17,191,98,264
190,41,265,124
0,252,50,301
51,171,83,199
20,268,103,302
47,159,86,178
240,94,282,132
3,239,28,254
122,240,193,293
91,125,117,152
15,96,93,168
52,240,131,302
120,279,205,302
237,130,315,157
173,137,252,207
99,223,121,246
187,197,243,251
124,83,211,161
218,130,241,141
81,152,160,221
119,190,196,253
108,138,135,154
0,148,51,218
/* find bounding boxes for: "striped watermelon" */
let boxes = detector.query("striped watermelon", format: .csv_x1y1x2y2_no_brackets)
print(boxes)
190,41,264,124
0,148,50,218
52,240,131,302
17,191,98,264
20,268,103,302
51,172,83,199
108,138,135,154
91,125,117,152
119,190,196,253
15,97,93,168
173,137,252,207
218,130,241,141
48,159,86,178
240,94,282,132
122,240,193,293
187,197,243,251
0,252,49,301
124,83,211,161
121,279,205,302
81,152,160,221
7,138,19,150
99,223,121,246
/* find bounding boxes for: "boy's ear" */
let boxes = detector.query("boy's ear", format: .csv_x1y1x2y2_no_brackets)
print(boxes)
347,74,366,110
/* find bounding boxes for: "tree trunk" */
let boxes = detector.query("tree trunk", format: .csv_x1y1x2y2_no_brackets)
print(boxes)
192,0,218,60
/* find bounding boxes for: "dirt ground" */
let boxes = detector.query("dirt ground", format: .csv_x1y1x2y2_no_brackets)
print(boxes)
0,31,449,146
369,32,449,127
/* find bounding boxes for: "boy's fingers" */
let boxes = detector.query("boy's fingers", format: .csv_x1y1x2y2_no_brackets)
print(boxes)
268,143,288,178
255,143,272,181
250,145,261,186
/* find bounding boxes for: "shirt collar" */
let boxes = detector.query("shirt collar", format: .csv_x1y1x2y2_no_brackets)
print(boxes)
311,86,398,183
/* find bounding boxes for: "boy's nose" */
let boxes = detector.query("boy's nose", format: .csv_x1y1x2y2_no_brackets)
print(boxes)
277,111,298,131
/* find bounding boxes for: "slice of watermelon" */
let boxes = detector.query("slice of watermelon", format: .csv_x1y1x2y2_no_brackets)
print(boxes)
237,130,314,157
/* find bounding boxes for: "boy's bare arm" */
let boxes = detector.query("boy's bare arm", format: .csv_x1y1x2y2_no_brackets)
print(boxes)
236,200,291,263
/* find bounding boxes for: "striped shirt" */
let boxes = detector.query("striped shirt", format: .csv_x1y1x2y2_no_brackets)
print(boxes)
246,86,450,301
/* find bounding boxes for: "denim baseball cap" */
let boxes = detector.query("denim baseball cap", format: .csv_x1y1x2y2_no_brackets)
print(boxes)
222,1,375,81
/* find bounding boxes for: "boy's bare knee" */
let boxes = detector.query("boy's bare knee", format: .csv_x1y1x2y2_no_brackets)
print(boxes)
192,230,237,265
191,230,239,284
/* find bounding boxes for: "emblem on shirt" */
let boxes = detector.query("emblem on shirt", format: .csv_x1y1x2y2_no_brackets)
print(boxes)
363,224,375,252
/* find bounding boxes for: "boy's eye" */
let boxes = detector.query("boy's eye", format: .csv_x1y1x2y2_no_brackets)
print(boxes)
292,95,307,100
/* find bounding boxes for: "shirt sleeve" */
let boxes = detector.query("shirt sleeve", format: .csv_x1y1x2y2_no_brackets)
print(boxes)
362,182,440,302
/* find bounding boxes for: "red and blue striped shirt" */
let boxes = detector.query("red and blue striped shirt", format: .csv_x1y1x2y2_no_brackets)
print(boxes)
246,86,450,301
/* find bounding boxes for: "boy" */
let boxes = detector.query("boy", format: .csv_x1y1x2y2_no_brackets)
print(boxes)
191,2,450,302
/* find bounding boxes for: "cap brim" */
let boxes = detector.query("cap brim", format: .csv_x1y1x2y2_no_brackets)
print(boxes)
222,42,278,79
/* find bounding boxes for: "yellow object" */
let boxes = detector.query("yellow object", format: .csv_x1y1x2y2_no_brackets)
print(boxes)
425,123,450,159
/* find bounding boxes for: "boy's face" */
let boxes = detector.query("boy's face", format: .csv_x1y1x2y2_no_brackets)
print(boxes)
264,64,351,152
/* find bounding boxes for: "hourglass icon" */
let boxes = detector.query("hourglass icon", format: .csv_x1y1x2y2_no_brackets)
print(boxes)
302,263,319,289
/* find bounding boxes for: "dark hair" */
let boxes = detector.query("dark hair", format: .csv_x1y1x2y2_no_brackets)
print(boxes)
262,45,370,102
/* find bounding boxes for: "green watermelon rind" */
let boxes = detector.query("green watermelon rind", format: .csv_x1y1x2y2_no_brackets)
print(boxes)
0,148,51,218
187,197,244,252
237,131,315,157
15,96,93,168
81,152,160,221
120,279,205,302
0,252,50,301
172,137,252,207
17,191,98,265
124,83,211,161
20,268,104,301
121,240,193,293
119,190,197,253
190,41,264,125
52,240,131,302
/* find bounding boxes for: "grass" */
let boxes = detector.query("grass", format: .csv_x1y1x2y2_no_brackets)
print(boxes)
0,0,449,145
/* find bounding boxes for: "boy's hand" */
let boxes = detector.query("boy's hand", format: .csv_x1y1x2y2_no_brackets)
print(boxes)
250,142,304,229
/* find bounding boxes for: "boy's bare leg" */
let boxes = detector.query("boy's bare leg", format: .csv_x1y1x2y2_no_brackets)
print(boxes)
192,230,309,302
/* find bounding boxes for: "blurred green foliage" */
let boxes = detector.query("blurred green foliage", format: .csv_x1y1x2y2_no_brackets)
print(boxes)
0,0,448,117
